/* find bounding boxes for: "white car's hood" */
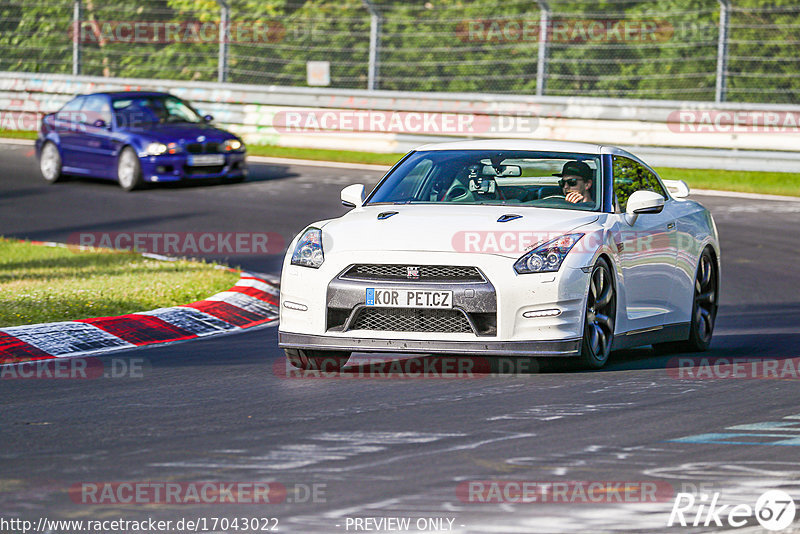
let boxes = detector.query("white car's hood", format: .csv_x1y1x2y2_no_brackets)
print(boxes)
320,204,599,258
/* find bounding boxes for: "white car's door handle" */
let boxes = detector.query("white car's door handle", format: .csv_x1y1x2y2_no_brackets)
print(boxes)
667,222,676,230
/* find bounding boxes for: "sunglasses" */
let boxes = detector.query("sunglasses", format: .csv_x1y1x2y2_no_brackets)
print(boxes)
559,178,583,187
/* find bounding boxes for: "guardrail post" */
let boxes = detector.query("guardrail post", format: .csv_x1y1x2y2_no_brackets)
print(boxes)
715,0,730,103
362,0,381,90
72,0,82,76
535,1,550,97
216,0,230,83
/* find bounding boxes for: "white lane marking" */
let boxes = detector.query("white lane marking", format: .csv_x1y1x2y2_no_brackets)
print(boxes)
692,189,800,202
151,432,466,471
0,137,35,146
311,431,466,445
487,403,633,421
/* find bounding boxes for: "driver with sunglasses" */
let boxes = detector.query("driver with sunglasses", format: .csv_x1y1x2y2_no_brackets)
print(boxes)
554,160,594,204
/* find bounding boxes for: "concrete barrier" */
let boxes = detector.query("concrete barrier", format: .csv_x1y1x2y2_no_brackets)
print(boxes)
2,71,799,172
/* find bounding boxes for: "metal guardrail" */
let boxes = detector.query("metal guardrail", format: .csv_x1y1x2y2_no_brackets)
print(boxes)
2,71,799,172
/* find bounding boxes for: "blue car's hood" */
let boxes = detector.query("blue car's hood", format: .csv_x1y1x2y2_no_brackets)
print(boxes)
123,122,237,144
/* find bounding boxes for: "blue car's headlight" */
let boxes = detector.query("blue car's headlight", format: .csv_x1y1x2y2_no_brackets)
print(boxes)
223,139,244,152
145,142,167,156
145,142,182,155
222,139,244,152
514,233,584,274
291,228,324,268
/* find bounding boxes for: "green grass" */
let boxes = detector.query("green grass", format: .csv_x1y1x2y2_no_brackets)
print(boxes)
0,238,240,327
3,129,797,196
655,167,800,197
0,129,37,140
246,144,405,166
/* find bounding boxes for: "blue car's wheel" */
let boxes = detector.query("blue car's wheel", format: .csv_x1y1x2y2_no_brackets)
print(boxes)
40,142,63,183
117,147,143,192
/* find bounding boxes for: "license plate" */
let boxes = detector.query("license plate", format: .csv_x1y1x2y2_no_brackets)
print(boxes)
188,154,225,166
366,288,453,309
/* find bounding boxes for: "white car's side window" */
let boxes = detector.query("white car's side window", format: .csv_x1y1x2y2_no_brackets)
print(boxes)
612,155,668,212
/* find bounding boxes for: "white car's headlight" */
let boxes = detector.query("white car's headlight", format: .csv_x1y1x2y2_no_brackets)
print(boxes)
223,139,244,152
514,233,583,274
291,228,324,268
145,142,168,156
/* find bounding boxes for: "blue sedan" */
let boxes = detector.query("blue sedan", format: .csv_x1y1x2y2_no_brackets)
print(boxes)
36,91,247,191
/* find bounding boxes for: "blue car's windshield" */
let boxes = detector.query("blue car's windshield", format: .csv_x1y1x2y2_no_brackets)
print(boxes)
367,150,602,212
112,95,203,127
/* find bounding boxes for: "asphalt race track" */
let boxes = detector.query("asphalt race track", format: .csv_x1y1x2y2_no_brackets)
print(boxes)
2,140,800,533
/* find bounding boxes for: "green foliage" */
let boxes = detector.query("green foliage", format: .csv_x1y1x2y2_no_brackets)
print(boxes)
1,0,798,102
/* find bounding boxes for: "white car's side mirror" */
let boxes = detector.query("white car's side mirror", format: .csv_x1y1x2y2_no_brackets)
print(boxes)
341,183,365,208
626,190,665,218
663,179,690,198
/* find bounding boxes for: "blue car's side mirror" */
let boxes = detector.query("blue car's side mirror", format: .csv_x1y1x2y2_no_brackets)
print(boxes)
203,115,213,122
93,119,110,129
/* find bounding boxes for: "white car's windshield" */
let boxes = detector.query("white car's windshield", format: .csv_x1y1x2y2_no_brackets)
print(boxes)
367,150,602,211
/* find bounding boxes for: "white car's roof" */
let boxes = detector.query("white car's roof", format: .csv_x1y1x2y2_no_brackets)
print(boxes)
414,139,634,158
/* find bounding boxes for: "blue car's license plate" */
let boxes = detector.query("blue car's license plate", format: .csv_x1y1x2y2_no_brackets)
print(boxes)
188,154,225,166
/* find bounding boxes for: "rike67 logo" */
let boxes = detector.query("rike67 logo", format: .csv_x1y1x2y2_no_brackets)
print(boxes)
668,490,796,530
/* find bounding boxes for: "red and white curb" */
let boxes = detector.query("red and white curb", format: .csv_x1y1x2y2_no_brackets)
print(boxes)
0,273,279,364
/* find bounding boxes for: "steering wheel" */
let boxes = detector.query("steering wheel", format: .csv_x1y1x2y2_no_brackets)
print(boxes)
443,182,472,202
541,194,566,200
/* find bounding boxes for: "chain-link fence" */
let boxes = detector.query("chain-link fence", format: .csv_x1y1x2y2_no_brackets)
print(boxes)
1,0,798,104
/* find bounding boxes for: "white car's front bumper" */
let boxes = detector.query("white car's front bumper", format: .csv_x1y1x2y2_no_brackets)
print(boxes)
278,251,589,357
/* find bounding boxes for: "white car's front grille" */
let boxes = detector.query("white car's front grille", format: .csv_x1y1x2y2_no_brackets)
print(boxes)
341,264,484,282
351,308,473,333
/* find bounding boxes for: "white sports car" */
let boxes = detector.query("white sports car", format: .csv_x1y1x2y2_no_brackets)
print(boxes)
278,140,720,370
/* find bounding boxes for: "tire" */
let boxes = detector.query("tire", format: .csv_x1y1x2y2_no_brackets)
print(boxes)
653,249,718,354
117,147,143,191
578,258,616,369
285,348,351,371
39,141,63,183
226,175,245,184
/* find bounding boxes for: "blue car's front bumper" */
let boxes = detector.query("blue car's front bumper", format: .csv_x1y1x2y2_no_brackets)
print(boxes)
139,152,247,182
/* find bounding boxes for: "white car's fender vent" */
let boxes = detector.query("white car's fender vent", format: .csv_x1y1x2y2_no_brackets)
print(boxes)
341,264,485,283
351,308,474,334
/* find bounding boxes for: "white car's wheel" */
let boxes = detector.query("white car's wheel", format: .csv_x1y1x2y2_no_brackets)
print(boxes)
117,147,143,191
39,142,63,183
285,349,350,371
654,249,718,354
579,258,616,369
